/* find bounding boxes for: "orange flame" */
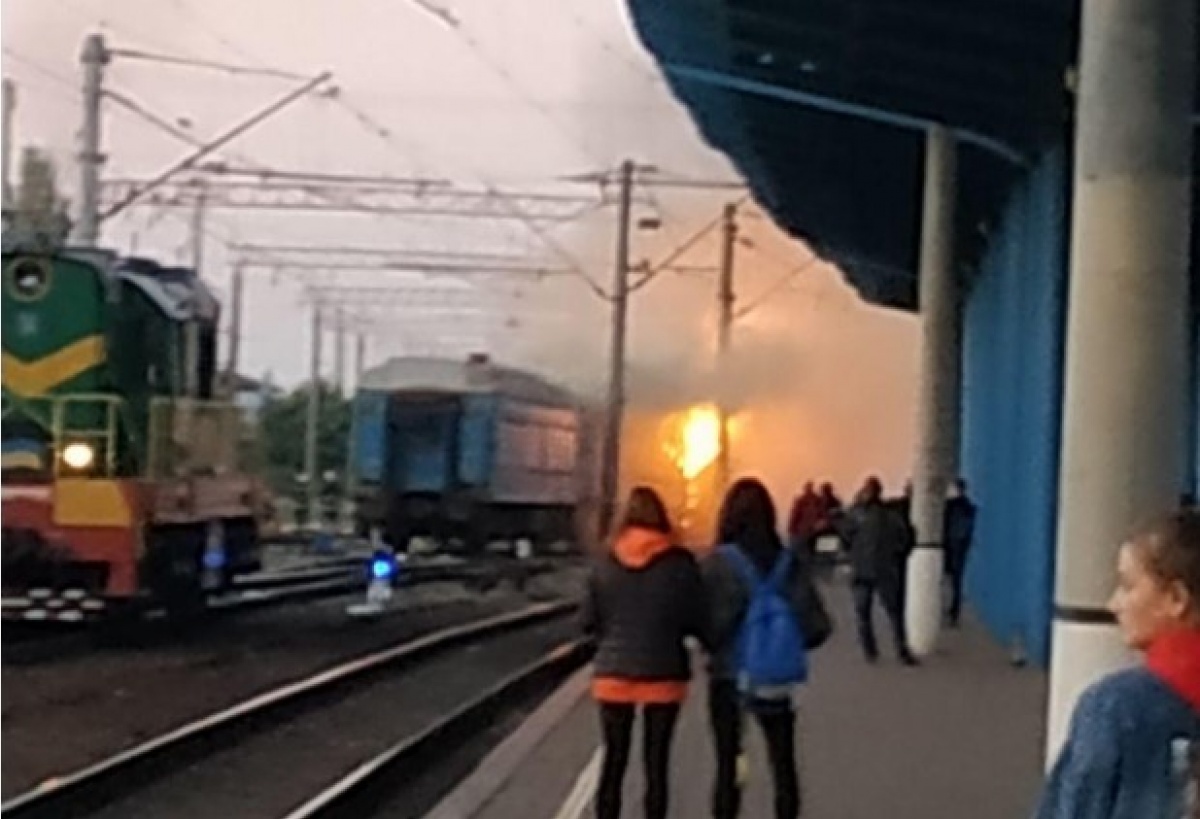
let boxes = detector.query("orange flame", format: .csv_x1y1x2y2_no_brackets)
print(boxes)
666,404,722,480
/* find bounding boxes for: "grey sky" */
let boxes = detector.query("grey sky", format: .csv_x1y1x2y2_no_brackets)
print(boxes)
3,0,921,492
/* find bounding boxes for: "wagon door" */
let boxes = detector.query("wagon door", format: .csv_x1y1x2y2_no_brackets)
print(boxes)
352,391,390,487
387,396,462,493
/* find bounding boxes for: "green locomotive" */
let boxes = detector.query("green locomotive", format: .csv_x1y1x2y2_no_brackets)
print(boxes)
2,241,265,620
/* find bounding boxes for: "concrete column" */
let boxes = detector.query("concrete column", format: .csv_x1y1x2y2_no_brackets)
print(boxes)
1046,0,1195,761
905,124,961,658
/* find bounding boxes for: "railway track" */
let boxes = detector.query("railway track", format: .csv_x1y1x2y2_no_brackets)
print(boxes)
283,639,589,819
2,555,571,665
2,601,584,819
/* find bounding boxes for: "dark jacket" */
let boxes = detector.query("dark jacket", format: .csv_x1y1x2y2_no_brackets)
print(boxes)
580,527,705,682
943,496,977,548
701,542,830,681
841,500,910,584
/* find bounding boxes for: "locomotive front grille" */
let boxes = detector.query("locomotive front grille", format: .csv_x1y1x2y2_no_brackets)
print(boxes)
3,589,107,621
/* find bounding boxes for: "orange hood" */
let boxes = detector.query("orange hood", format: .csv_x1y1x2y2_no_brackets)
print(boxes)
612,527,673,569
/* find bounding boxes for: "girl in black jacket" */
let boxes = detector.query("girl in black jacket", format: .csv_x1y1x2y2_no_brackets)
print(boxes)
581,486,706,819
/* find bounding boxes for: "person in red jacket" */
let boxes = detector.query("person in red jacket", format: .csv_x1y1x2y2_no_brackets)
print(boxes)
787,482,823,553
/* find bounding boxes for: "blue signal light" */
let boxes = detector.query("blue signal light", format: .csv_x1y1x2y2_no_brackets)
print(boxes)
370,556,396,581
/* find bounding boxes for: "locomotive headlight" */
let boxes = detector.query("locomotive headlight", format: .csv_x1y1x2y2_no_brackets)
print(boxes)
61,442,96,471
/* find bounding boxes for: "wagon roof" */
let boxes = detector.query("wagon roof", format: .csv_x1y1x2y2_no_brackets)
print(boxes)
359,356,576,407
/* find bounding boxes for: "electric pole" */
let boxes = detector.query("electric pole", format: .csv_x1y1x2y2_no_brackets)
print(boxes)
183,179,207,397
2,78,15,216
305,303,324,531
715,202,737,491
224,262,245,392
76,33,108,247
599,159,634,535
343,332,367,532
189,179,207,272
354,332,366,388
333,307,346,397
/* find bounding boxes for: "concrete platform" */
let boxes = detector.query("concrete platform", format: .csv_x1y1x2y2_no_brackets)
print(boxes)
430,579,1049,819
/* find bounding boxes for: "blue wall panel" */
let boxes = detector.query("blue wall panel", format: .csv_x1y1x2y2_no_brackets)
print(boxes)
961,151,1067,666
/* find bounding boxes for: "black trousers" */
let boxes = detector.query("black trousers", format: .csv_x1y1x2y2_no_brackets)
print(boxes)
944,543,969,625
852,577,911,660
709,680,800,819
596,702,681,819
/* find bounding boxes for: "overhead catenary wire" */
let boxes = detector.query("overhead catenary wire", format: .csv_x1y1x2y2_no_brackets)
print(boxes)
185,2,605,295
558,6,665,88
168,0,276,69
319,88,608,298
734,251,823,319
2,47,78,90
107,48,310,82
104,88,206,147
628,193,750,293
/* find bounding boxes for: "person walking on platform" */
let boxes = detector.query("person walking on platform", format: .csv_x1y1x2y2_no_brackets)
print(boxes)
786,481,823,556
702,478,832,819
815,482,844,539
883,480,917,615
581,486,706,819
844,476,918,666
942,478,977,628
1035,508,1200,819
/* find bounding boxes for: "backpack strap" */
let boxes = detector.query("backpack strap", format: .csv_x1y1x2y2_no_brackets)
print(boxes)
720,543,794,593
767,548,795,591
717,543,763,591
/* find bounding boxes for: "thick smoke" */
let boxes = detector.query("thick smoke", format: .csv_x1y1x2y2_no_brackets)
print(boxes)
501,6,922,535
484,21,920,538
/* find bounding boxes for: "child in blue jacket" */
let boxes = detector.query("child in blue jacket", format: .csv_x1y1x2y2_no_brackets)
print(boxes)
1035,509,1200,819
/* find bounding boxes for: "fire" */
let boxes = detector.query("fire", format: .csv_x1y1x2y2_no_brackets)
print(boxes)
666,404,722,480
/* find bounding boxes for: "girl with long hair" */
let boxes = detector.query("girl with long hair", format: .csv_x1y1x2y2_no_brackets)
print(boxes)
703,477,831,819
581,486,706,819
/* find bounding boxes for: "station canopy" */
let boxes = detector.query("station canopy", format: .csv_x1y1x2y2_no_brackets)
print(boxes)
625,0,1078,309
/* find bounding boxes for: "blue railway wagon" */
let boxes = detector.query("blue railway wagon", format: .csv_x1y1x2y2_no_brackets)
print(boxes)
352,355,583,552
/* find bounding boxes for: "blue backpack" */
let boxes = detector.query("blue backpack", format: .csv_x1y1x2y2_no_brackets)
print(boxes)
719,543,809,699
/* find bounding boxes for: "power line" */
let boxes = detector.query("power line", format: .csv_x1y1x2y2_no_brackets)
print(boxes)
557,6,665,89
322,90,434,174
58,0,205,61
2,47,77,90
168,0,274,68
310,81,608,295
98,71,334,220
735,244,823,319
399,0,597,167
108,47,311,81
628,202,732,293
104,88,205,146
397,3,722,261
